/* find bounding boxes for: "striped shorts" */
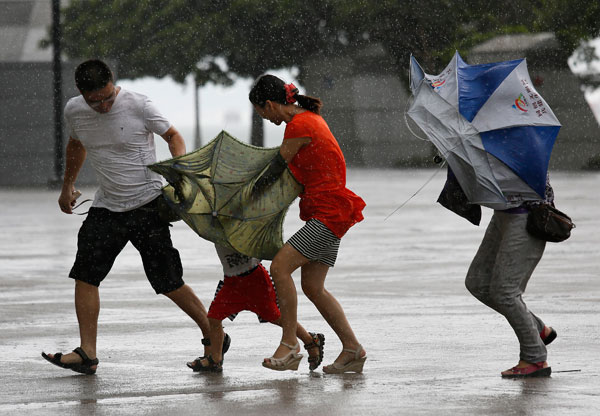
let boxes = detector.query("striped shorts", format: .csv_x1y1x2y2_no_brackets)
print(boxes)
287,219,341,267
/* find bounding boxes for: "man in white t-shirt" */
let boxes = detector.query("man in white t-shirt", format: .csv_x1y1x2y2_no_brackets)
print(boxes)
41,59,216,375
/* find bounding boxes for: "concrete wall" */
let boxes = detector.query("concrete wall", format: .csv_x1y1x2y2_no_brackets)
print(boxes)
535,69,600,169
0,62,96,187
352,73,434,167
302,46,434,167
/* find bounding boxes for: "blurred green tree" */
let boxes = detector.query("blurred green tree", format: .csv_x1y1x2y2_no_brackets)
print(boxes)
534,0,600,86
48,0,233,148
52,0,599,145
56,0,230,85
52,0,349,146
336,1,464,75
533,0,599,53
201,0,348,145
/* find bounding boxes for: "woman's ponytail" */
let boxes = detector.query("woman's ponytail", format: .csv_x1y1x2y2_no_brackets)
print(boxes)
296,94,322,115
250,74,323,114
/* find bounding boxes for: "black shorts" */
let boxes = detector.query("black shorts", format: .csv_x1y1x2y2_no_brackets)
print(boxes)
69,197,184,294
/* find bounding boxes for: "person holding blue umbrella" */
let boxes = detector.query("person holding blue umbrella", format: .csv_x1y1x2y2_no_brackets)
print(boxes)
408,52,561,378
465,177,557,378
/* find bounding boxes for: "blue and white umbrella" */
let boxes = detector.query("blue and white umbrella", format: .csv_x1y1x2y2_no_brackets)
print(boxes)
407,52,561,212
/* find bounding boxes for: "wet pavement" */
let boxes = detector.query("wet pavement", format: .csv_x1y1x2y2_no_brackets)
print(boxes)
1,168,599,415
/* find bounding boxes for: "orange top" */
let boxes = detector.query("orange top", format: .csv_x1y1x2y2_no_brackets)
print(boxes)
284,111,365,238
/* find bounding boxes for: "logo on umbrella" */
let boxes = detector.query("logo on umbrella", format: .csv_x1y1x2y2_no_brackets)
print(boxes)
431,79,446,91
512,93,528,112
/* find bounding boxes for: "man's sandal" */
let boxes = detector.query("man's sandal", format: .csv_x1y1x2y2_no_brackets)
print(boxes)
304,332,325,371
41,347,99,375
262,342,303,371
323,345,366,374
187,333,231,371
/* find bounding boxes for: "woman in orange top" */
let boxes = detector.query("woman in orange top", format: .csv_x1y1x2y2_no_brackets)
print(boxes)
249,74,366,373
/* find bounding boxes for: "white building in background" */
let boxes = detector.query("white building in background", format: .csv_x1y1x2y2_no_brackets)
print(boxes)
0,0,54,62
568,36,600,128
0,0,93,186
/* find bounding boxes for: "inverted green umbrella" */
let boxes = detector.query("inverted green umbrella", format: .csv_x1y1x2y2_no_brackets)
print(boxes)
149,130,302,260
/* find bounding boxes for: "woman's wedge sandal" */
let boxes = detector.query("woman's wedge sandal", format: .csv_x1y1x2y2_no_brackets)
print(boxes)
304,332,325,371
41,347,99,375
262,342,303,371
323,345,366,374
187,333,231,371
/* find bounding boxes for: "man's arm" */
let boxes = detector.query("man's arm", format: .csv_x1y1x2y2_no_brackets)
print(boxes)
161,126,186,157
58,137,87,214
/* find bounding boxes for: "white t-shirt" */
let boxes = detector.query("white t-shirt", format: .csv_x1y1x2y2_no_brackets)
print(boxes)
65,88,171,212
215,245,260,277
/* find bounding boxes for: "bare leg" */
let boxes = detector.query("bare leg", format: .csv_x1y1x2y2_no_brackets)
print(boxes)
47,280,99,367
163,284,210,356
266,244,309,361
301,262,365,365
207,318,225,362
295,323,313,346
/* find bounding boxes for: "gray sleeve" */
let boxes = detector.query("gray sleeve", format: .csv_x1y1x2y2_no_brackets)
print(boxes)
143,97,172,136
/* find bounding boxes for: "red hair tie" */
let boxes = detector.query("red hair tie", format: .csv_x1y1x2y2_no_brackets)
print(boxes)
284,83,298,104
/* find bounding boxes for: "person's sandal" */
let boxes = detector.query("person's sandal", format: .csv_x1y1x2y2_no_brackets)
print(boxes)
262,342,303,371
41,347,99,375
501,361,551,378
193,355,223,373
187,333,231,371
323,345,366,374
304,332,325,371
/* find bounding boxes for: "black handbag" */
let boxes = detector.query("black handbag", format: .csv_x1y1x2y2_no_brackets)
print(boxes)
526,204,575,242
